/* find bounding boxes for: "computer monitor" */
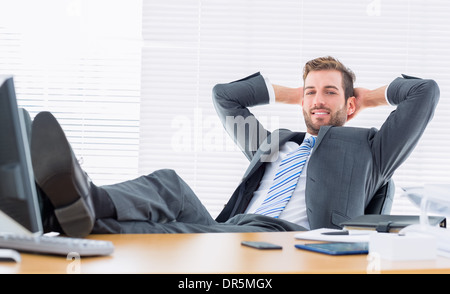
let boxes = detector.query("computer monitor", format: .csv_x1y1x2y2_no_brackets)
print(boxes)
0,76,43,235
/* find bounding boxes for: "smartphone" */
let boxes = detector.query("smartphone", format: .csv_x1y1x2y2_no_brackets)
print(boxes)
295,242,368,255
241,241,282,250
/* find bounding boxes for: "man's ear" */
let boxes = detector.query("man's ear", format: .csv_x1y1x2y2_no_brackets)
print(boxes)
346,96,356,120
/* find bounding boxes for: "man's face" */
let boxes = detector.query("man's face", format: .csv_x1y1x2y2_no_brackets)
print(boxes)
302,70,354,135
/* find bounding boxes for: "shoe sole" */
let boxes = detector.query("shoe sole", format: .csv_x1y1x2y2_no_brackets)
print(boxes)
31,112,94,237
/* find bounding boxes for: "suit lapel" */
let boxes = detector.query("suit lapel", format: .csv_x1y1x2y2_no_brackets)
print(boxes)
315,126,331,150
242,130,301,178
242,129,305,181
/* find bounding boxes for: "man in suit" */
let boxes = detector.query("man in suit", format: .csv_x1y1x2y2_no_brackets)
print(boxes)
31,56,439,237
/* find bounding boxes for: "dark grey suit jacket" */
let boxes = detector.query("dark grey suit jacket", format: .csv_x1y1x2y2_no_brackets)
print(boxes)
213,72,439,229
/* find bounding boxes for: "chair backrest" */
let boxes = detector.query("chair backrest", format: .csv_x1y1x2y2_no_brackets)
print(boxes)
364,179,395,215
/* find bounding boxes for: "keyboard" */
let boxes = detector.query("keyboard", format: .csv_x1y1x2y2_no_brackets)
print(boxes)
0,233,114,256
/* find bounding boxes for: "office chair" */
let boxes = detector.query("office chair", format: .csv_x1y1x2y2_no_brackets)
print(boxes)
364,179,395,215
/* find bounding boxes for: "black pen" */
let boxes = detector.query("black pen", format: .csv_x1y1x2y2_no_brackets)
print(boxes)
321,230,349,235
321,230,372,236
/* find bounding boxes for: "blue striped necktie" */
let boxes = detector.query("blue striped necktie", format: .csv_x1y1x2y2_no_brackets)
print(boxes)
254,136,316,218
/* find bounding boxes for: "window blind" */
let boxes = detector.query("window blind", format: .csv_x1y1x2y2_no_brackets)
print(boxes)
0,0,142,185
140,0,450,218
1,0,449,219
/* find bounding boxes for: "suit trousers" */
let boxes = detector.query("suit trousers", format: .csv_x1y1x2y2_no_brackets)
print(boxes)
92,169,306,234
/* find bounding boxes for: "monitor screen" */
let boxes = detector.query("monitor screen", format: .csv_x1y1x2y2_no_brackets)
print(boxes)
0,76,42,235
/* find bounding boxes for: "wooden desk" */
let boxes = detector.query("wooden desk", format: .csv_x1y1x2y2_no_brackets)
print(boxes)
1,231,450,274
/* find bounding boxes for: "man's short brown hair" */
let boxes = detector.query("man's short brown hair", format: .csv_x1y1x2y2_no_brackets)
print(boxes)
303,56,356,100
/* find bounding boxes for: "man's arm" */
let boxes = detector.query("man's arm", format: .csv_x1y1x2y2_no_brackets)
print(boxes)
272,83,390,121
273,75,439,181
370,75,440,179
348,86,389,121
212,72,271,161
272,84,303,105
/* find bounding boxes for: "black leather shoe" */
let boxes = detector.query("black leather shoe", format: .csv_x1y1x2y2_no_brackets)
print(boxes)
30,112,95,237
19,108,59,232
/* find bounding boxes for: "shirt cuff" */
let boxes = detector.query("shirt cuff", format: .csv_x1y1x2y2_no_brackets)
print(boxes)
384,80,394,106
262,74,276,104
